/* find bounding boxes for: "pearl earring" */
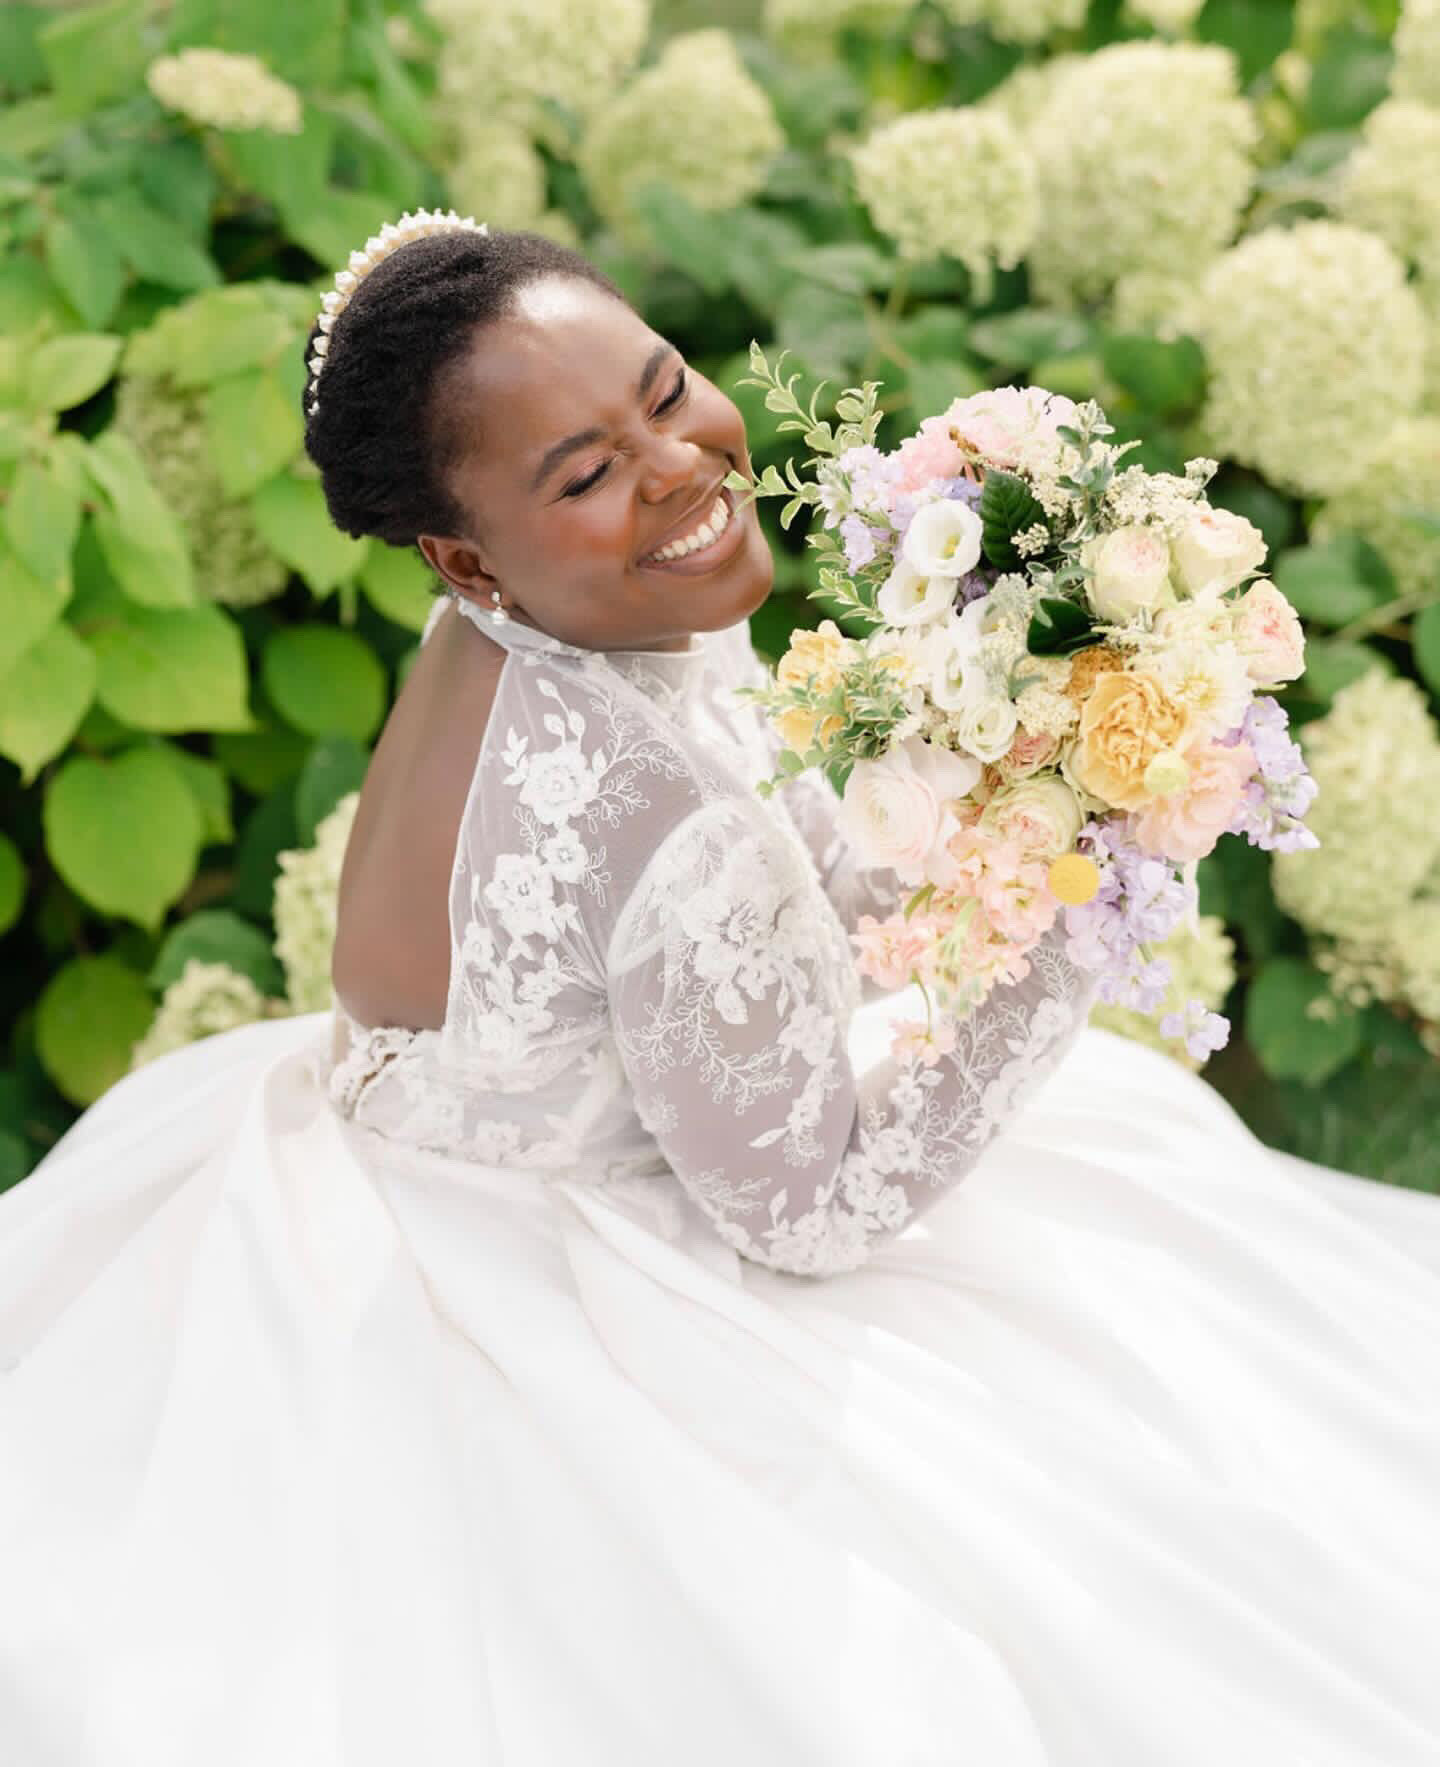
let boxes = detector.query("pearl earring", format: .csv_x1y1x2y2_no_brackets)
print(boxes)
489,587,509,624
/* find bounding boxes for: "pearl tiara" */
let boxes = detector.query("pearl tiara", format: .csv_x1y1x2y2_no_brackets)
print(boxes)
306,207,490,415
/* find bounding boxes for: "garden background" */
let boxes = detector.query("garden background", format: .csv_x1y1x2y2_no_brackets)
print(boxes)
1,0,1438,1194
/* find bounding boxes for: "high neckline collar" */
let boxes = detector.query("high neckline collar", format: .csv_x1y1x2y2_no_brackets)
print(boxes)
444,589,709,704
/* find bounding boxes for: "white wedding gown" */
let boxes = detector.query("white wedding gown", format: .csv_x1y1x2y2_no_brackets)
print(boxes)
3,592,1439,1766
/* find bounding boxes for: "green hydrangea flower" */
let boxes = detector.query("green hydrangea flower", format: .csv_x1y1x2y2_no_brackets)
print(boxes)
131,960,281,1068
274,792,360,1014
1337,100,1440,283
1393,0,1440,108
1314,417,1440,598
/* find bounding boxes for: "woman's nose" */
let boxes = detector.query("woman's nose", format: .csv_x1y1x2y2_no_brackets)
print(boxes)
638,431,704,502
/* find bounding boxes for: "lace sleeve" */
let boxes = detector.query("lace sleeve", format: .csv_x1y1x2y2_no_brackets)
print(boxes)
608,797,1097,1279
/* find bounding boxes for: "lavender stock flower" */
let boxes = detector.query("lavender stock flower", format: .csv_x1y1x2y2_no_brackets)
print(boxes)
1062,819,1194,1011
1220,698,1319,853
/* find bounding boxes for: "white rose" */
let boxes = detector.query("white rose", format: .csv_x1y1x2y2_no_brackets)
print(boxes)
901,498,984,578
836,734,980,883
1171,507,1267,600
1232,580,1305,683
1083,526,1175,624
876,558,957,628
947,684,1019,763
979,776,1085,858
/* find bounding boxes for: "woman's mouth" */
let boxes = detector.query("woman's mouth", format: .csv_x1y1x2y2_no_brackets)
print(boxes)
640,485,746,576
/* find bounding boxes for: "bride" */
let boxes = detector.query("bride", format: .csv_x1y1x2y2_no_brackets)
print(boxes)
3,215,1439,1765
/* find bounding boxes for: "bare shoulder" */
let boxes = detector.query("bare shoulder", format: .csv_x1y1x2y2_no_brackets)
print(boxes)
331,598,508,1031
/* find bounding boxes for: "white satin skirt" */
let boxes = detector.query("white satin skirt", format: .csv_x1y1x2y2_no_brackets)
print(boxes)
2,995,1438,1766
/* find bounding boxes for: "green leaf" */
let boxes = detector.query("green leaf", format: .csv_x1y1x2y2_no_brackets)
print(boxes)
1027,596,1094,656
628,183,735,296
204,367,304,498
124,285,294,389
26,332,122,413
149,909,284,996
38,0,149,116
0,531,70,678
82,431,195,608
43,209,125,329
1100,332,1206,417
1203,834,1286,961
1297,638,1394,707
978,470,1046,571
1272,537,1390,626
717,208,809,315
276,188,396,273
92,189,221,293
35,954,155,1106
0,832,24,937
86,599,253,733
263,625,386,741
212,721,311,795
166,0,347,87
155,743,234,843
251,472,368,595
133,138,217,242
1305,28,1392,132
905,356,985,421
3,454,80,589
294,735,369,844
360,542,439,632
0,621,97,782
231,783,299,919
1413,603,1440,699
1194,0,1294,81
967,309,1093,370
1246,957,1365,1086
44,748,205,931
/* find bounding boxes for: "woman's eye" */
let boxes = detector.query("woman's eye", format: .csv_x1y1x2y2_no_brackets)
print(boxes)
563,461,610,498
560,369,687,497
655,368,687,414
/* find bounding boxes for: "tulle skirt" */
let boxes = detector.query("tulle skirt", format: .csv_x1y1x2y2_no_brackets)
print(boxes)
2,994,1439,1766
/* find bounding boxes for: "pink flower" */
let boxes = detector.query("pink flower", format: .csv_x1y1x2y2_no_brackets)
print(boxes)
893,416,969,493
891,1014,960,1067
851,912,932,989
1232,582,1305,683
999,727,1063,779
944,385,1080,472
1134,738,1256,862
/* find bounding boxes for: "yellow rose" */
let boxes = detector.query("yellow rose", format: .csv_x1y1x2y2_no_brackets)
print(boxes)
774,705,844,755
1070,671,1193,811
776,619,854,695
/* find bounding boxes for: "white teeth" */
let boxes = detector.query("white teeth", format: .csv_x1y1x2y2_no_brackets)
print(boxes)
647,493,732,565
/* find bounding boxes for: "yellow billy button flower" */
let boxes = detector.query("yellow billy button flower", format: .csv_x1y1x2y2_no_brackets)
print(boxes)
1048,852,1101,906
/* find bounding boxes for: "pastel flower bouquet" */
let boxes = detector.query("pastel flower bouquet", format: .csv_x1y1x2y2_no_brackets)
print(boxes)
725,346,1319,1066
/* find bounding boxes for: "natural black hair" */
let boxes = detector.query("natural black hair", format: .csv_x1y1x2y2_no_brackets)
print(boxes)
301,228,626,548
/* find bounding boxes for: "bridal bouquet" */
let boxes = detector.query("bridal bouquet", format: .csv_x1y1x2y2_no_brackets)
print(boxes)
726,347,1319,1066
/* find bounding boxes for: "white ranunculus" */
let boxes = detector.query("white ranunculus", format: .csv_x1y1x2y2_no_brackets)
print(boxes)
901,498,984,578
876,558,957,627
980,776,1085,858
1171,506,1267,600
947,683,1019,763
1083,525,1175,623
836,733,980,883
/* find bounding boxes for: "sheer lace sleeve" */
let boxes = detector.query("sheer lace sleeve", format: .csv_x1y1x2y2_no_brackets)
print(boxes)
608,796,1097,1279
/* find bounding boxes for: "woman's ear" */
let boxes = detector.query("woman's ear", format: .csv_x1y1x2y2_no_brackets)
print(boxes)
417,533,499,602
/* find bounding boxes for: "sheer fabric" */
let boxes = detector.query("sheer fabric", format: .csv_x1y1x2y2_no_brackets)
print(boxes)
329,592,1097,1276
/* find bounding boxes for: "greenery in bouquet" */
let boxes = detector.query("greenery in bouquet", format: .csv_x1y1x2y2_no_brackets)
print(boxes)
728,348,1315,1065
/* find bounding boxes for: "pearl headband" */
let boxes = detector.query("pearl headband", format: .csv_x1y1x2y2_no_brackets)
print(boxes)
306,206,489,416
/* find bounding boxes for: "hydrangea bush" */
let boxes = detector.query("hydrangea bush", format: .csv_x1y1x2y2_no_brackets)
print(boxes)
2,0,1439,1195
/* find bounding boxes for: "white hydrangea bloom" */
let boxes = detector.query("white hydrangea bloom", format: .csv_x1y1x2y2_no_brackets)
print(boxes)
112,374,289,608
1336,100,1440,282
1190,222,1425,497
1392,0,1440,107
979,55,1084,135
1108,268,1205,339
936,0,1087,45
274,792,360,1013
763,0,914,58
444,119,548,230
1025,44,1256,305
146,48,302,134
1314,417,1440,598
130,960,280,1069
1124,0,1206,28
849,107,1037,292
424,0,650,128
1091,914,1236,1070
1273,673,1440,940
579,31,784,241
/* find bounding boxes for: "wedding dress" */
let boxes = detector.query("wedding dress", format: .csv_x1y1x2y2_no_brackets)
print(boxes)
2,590,1438,1766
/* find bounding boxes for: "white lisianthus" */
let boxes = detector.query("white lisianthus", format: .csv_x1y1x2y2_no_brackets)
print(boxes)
836,734,982,883
923,603,988,711
901,499,984,578
876,558,958,627
1083,526,1175,623
947,684,1020,763
1171,506,1267,599
980,776,1085,857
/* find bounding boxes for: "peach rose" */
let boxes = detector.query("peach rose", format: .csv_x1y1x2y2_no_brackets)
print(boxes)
998,725,1063,779
1232,581,1305,683
1069,670,1193,811
1133,738,1256,862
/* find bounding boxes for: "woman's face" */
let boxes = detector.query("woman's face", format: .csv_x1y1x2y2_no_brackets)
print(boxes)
417,276,774,652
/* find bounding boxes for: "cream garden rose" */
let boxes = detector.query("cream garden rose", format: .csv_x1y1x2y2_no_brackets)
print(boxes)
1083,525,1175,623
836,734,982,883
980,776,1085,858
947,682,1020,763
1171,506,1267,600
1231,581,1305,682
